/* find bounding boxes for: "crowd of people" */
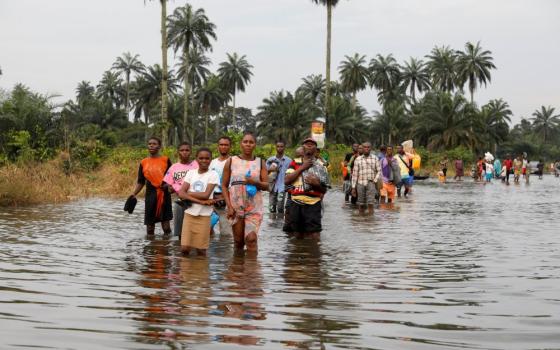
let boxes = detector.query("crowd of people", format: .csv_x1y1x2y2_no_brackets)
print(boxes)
129,135,557,256
449,153,552,184
130,133,331,256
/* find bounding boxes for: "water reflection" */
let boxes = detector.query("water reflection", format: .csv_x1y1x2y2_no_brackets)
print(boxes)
1,178,560,349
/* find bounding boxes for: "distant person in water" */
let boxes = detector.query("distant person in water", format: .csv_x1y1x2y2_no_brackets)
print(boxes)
351,142,381,215
554,160,560,177
222,131,269,253
537,160,545,179
177,148,219,256
513,155,523,183
493,158,502,179
485,160,494,183
380,146,398,204
440,156,449,178
130,137,173,236
266,140,291,214
454,158,464,181
347,144,364,205
343,143,359,203
503,155,513,184
164,142,199,237
396,145,413,197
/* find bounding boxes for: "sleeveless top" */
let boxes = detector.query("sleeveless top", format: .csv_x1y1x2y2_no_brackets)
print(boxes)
228,156,263,213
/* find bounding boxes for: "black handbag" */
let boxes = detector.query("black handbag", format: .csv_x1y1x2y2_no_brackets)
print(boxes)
124,196,137,214
175,199,192,210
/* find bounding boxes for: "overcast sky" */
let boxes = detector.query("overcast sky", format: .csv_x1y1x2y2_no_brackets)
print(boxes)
1,0,559,124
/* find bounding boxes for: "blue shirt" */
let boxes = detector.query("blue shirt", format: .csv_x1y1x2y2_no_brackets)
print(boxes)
266,155,292,193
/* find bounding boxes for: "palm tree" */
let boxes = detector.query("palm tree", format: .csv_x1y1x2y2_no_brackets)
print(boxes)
425,46,458,92
296,74,325,107
368,54,401,107
400,58,431,102
75,81,95,108
311,0,340,123
195,74,227,144
176,48,211,92
372,101,409,146
412,91,477,151
531,105,560,143
480,98,512,152
257,91,315,145
217,52,253,128
338,53,369,111
168,4,217,143
112,52,145,119
97,70,124,109
456,41,496,103
327,95,370,144
130,64,179,126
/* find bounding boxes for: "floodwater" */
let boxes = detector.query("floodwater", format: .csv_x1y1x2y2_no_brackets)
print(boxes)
1,176,560,350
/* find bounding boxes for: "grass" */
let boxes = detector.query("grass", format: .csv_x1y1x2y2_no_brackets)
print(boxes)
0,145,460,207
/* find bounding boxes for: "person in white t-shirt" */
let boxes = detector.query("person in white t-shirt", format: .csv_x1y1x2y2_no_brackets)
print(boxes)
178,148,219,256
209,136,232,236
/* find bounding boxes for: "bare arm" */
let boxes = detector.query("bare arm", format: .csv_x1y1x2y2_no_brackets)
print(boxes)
221,158,233,211
131,182,144,197
246,159,269,191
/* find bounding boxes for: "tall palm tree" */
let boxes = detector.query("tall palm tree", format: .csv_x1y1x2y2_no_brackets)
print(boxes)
217,52,253,128
425,45,458,92
97,70,124,109
130,64,179,126
112,52,145,119
338,53,369,111
531,105,560,143
311,0,340,123
368,54,401,107
176,48,211,92
195,74,227,144
400,58,431,102
168,4,217,143
456,41,496,103
480,98,512,152
75,81,95,108
296,74,325,107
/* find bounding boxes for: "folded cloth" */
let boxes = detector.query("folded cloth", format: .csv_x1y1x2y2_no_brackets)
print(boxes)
124,195,137,214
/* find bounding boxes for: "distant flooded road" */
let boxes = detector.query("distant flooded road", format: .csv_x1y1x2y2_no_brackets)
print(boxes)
1,177,559,349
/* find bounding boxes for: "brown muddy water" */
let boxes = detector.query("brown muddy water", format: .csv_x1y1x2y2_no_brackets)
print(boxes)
1,177,560,349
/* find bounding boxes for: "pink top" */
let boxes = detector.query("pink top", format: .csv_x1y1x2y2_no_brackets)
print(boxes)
163,161,199,192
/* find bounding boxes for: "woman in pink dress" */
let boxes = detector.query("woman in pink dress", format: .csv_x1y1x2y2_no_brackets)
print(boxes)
222,132,268,253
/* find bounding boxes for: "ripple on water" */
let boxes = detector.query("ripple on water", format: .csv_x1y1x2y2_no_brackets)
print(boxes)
1,177,560,349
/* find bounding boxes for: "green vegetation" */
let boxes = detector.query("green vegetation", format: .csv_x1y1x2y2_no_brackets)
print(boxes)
1,2,559,206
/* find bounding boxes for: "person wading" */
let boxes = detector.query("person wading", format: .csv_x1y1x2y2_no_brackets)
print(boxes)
222,132,269,253
351,142,381,215
130,137,173,236
209,136,233,236
266,140,291,215
163,142,198,237
284,138,330,239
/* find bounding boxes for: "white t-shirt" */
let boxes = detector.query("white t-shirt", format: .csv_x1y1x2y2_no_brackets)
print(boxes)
183,169,219,216
209,157,229,193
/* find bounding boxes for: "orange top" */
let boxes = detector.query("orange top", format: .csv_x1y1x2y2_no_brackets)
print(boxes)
141,156,169,219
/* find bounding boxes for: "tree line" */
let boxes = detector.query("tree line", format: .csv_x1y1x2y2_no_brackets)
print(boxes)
1,2,559,165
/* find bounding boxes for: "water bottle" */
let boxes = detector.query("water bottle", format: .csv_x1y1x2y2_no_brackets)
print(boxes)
245,170,257,197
